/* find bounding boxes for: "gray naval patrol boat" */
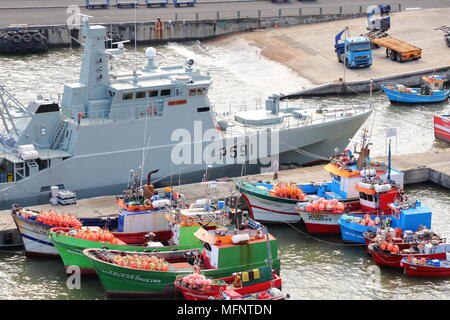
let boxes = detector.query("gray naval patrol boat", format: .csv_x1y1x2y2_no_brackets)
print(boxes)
0,17,372,207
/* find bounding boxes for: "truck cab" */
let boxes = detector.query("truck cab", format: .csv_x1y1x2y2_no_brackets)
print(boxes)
335,36,372,68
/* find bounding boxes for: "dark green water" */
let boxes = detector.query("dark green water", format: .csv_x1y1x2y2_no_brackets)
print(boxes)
0,182,448,300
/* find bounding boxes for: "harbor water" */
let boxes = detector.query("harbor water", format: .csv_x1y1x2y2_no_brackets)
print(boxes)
0,39,449,299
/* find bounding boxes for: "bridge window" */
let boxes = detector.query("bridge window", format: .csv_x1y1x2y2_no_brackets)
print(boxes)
136,91,146,99
197,107,210,113
123,92,133,100
197,88,206,95
161,89,171,97
189,89,197,96
149,90,158,97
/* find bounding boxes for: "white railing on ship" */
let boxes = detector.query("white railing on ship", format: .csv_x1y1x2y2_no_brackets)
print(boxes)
215,103,371,137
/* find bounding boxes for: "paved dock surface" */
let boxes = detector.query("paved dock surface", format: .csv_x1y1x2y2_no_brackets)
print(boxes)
0,0,449,27
1,147,449,234
213,7,450,85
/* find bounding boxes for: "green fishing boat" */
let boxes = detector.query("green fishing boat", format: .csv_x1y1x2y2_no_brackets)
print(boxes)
83,218,280,296
49,207,219,274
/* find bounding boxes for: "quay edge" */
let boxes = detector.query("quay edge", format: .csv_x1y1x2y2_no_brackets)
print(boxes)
283,66,450,98
0,14,369,47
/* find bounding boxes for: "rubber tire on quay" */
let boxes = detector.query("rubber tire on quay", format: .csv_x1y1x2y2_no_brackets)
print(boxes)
32,32,44,42
11,34,22,44
22,33,32,43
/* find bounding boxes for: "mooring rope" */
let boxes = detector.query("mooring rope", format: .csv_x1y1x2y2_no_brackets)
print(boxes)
282,221,366,247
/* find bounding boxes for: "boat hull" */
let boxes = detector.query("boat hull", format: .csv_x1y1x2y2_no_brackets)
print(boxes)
49,226,203,274
237,185,301,224
339,218,378,244
298,212,341,234
12,214,59,257
369,248,447,268
401,260,450,277
0,108,371,209
382,86,450,104
87,254,280,296
434,115,450,144
175,275,282,300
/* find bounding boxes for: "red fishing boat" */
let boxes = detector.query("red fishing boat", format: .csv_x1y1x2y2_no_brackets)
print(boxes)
368,240,450,268
296,174,400,234
174,266,283,300
364,227,444,249
401,257,450,277
434,115,450,144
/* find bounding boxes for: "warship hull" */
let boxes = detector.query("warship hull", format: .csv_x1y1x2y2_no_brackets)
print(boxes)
0,110,370,208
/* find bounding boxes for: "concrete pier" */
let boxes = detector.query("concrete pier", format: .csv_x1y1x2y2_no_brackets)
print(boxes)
1,148,449,246
213,8,450,96
0,2,406,46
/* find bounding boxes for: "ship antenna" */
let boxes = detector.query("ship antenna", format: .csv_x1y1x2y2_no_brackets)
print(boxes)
139,96,151,187
134,3,138,72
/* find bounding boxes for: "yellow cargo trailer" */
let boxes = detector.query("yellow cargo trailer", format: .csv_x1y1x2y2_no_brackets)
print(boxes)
372,36,422,62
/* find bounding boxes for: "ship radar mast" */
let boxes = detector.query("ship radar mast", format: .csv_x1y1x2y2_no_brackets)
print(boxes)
78,15,111,100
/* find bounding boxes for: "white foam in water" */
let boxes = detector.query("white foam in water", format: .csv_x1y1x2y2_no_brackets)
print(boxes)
167,39,312,112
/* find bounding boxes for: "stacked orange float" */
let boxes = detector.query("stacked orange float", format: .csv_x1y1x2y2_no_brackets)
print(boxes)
69,229,127,245
270,183,305,200
113,254,170,271
36,211,82,229
305,198,345,213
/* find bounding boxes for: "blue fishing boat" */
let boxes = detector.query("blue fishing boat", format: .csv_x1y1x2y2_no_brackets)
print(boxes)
339,199,432,244
381,75,450,104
